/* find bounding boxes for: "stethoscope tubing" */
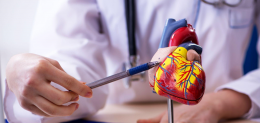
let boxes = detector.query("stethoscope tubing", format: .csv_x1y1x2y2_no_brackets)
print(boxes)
201,0,242,7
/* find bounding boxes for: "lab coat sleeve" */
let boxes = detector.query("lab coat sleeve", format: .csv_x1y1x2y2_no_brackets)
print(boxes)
215,1,260,119
5,0,109,123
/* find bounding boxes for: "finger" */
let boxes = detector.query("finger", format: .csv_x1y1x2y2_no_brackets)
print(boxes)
150,46,177,63
29,105,50,117
79,81,86,84
43,57,65,72
187,49,201,63
37,83,79,105
137,110,167,123
149,46,177,87
43,62,92,98
33,96,79,116
43,57,85,85
17,96,50,117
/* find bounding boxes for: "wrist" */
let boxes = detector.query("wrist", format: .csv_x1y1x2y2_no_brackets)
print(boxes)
204,90,251,120
201,92,225,120
211,94,225,120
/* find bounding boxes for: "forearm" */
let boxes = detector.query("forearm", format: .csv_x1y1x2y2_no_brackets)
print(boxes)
211,89,251,120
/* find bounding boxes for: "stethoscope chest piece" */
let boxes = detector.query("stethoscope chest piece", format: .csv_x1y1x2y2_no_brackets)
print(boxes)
122,56,146,88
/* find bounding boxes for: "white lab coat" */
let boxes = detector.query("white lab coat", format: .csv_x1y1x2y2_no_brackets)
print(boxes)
4,0,260,122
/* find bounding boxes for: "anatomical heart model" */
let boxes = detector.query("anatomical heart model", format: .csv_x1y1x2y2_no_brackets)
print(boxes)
152,19,206,105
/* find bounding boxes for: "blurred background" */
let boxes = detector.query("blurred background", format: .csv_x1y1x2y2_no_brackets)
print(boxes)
0,0,39,84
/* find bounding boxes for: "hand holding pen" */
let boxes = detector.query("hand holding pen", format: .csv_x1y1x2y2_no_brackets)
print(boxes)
6,53,93,117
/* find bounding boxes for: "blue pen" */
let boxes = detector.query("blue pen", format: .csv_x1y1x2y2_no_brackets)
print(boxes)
86,61,160,89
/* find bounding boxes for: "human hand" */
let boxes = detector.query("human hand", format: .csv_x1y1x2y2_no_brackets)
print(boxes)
6,53,92,117
137,93,220,123
148,46,200,88
137,90,251,123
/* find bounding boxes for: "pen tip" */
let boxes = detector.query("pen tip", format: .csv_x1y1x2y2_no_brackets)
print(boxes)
148,61,160,68
155,61,161,65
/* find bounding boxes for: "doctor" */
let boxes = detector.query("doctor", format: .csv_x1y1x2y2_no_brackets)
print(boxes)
4,0,260,123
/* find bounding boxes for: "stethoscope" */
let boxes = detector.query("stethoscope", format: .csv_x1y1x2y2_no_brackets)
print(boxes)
123,0,242,88
123,0,144,88
201,0,242,7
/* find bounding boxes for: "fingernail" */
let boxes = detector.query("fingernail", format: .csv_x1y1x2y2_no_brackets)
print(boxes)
79,81,86,84
85,92,92,98
72,96,79,101
75,104,79,110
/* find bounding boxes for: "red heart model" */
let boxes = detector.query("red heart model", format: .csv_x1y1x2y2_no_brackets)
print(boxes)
153,23,206,105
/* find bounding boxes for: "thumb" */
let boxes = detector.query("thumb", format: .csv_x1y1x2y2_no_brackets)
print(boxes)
148,46,177,87
187,49,201,63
